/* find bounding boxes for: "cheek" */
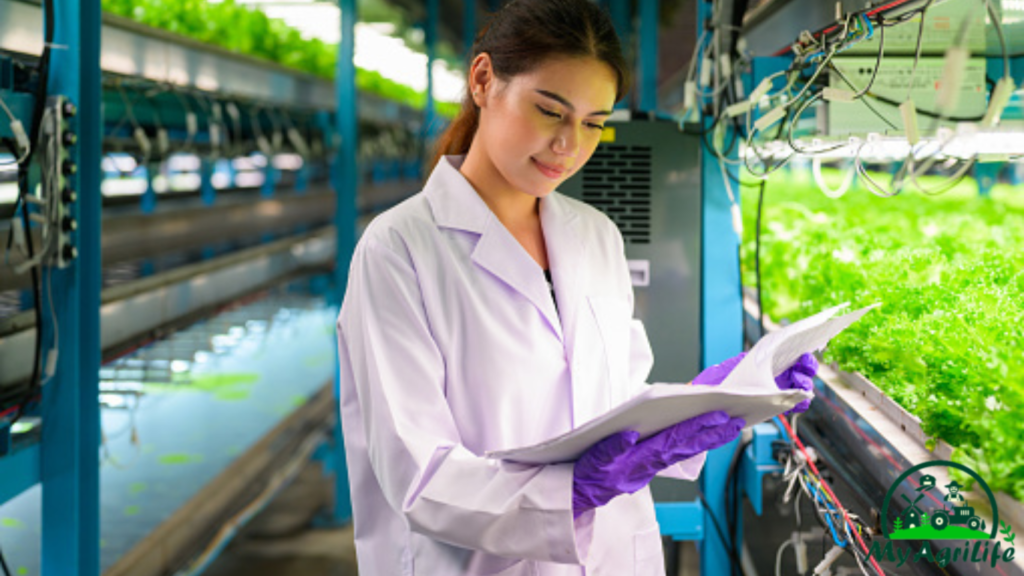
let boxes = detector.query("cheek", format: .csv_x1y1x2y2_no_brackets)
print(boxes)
490,109,549,155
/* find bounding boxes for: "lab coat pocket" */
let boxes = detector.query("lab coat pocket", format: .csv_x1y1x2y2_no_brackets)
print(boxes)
587,296,632,399
634,525,665,576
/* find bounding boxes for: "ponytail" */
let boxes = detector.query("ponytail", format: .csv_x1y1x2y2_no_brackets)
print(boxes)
428,91,480,175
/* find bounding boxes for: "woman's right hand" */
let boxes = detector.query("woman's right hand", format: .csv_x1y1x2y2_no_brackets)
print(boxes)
571,411,745,518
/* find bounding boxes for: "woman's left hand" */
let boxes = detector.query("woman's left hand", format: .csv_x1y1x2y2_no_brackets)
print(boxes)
775,352,818,414
691,351,819,414
691,352,747,386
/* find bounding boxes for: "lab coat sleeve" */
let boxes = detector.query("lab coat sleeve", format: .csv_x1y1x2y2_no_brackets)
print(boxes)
338,236,593,565
627,316,706,480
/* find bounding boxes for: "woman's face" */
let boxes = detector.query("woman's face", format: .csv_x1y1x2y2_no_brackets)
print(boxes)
470,54,618,199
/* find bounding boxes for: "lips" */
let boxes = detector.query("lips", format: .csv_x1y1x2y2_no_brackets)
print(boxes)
532,157,566,179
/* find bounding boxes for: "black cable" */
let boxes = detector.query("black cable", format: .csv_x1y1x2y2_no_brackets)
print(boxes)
724,437,753,576
697,492,746,575
0,542,11,576
754,180,765,340
7,0,55,422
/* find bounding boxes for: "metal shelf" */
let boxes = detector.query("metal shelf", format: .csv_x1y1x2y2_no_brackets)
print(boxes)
0,0,424,125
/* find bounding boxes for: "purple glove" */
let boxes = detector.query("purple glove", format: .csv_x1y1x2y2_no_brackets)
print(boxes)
776,352,819,414
692,352,748,386
572,411,745,518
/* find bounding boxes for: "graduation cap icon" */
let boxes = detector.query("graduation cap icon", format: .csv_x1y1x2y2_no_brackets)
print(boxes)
917,474,936,491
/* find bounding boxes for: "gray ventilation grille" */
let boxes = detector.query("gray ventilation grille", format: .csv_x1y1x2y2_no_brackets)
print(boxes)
580,144,652,244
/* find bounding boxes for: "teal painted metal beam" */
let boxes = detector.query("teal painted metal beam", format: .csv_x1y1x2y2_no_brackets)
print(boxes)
0,443,40,505
40,0,102,574
697,0,743,572
609,0,632,110
464,0,477,58
423,0,439,145
332,0,357,525
638,0,659,113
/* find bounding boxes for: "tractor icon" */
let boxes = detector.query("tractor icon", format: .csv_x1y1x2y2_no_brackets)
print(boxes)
932,503,983,531
931,480,984,532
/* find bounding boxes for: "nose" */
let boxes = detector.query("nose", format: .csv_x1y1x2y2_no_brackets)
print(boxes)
551,124,580,158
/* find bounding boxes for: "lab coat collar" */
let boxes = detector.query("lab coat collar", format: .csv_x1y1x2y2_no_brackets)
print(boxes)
424,154,584,345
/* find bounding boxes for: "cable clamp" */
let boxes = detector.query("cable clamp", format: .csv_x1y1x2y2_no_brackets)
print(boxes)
981,77,1016,127
754,106,786,132
822,87,855,102
900,100,920,145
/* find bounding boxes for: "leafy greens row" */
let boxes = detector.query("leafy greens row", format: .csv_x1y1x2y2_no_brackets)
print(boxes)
741,167,1024,501
101,0,460,118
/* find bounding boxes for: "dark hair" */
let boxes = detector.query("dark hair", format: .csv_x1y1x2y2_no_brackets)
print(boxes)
428,0,630,174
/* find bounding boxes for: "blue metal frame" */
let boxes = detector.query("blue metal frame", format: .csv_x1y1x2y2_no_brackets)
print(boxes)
0,444,40,505
655,501,706,541
331,0,358,525
609,0,631,110
423,0,439,146
38,0,103,574
464,0,476,57
637,0,659,113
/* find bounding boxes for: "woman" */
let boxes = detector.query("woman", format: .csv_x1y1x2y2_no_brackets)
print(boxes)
336,0,818,574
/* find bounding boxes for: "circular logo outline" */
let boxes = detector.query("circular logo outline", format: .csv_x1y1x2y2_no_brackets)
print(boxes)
881,460,999,540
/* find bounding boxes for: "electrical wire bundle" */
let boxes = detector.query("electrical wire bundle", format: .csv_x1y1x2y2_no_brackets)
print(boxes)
683,0,1015,204
0,0,57,428
773,415,885,576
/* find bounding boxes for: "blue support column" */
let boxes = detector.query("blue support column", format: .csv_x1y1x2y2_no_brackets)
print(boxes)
261,157,277,198
40,0,102,575
200,157,216,206
331,0,358,525
974,161,1003,197
141,161,157,214
609,0,632,110
295,161,309,193
699,2,743,575
423,0,439,147
638,0,659,114
464,0,477,56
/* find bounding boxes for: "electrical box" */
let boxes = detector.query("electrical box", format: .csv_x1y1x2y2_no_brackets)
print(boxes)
841,0,986,56
824,56,987,136
44,95,79,268
557,118,702,385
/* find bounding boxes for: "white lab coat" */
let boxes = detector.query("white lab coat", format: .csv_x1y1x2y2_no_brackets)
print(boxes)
336,154,705,575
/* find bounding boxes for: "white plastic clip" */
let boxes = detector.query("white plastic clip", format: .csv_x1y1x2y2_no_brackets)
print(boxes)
133,126,151,159
822,87,856,102
699,56,713,88
754,106,787,132
725,100,753,117
749,77,773,103
10,119,30,158
900,100,920,145
981,77,1016,127
936,45,969,114
185,112,198,139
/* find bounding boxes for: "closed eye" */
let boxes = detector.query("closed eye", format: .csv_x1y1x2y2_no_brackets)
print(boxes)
537,105,605,131
536,105,562,120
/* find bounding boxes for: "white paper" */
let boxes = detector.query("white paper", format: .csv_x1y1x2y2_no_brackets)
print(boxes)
486,302,879,465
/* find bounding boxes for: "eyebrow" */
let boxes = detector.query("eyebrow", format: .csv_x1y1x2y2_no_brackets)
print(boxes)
534,89,612,117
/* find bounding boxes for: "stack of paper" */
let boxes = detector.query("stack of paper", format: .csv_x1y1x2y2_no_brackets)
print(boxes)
487,302,879,465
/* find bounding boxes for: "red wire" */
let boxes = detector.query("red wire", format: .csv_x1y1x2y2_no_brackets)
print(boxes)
779,415,887,576
0,405,20,420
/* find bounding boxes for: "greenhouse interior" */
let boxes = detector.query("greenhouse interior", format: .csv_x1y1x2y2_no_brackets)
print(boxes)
0,0,1022,575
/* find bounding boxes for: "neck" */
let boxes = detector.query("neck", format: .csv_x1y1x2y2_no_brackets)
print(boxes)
459,144,540,229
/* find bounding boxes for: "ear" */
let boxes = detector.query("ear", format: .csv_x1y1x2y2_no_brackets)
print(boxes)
469,53,495,107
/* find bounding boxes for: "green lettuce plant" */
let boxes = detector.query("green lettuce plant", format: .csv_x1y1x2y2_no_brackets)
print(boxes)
741,166,1024,501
